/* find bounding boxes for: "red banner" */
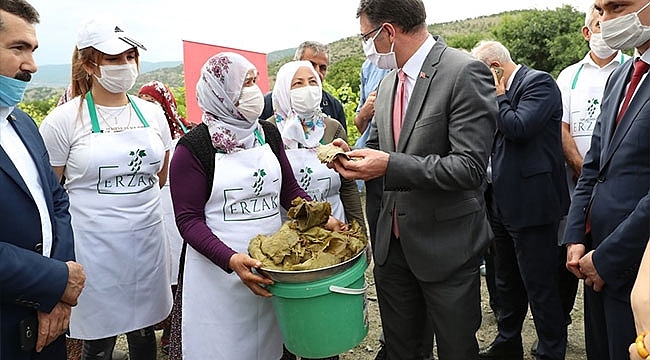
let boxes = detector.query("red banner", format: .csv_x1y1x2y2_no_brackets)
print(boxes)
182,40,269,123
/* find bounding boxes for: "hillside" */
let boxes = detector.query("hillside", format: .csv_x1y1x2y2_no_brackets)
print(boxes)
23,11,513,101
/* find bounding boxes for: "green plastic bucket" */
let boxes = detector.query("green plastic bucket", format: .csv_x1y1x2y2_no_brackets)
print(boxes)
268,254,369,358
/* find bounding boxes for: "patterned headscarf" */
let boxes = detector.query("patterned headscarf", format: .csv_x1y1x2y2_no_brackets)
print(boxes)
196,52,262,153
272,60,325,149
138,81,191,139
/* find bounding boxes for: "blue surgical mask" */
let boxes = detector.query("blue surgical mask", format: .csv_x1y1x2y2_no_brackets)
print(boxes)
0,74,29,107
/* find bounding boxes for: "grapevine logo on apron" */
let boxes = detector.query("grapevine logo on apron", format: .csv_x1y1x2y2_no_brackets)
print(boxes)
223,166,280,221
297,165,333,202
97,148,159,194
572,97,599,136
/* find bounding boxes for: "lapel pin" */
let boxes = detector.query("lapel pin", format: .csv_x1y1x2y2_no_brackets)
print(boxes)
420,71,428,79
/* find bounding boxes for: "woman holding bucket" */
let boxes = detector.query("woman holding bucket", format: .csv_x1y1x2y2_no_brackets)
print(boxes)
168,52,344,360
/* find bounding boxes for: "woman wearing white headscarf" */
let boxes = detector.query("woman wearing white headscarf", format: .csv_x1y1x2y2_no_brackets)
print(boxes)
168,52,343,360
269,60,365,232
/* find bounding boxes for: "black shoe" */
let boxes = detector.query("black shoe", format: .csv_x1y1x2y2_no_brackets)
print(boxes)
530,338,538,356
478,341,523,360
374,345,387,360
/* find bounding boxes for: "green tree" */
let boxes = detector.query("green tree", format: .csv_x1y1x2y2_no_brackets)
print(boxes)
170,86,187,119
19,96,58,126
491,5,587,77
446,32,492,52
326,56,365,94
323,82,360,145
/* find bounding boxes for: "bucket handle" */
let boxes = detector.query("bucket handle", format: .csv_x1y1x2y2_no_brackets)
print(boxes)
329,284,368,295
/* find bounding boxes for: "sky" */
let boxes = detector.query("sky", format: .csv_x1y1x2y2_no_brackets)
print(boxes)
28,0,590,66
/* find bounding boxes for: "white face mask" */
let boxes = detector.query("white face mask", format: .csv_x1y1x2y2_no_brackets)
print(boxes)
94,63,139,94
362,27,398,70
237,84,264,123
589,32,617,59
290,86,322,117
601,1,650,50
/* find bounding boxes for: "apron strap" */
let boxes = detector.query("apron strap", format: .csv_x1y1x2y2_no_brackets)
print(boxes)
85,92,102,134
85,92,150,133
128,95,150,128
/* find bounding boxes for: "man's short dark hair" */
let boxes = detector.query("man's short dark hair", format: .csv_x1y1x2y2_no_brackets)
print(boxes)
0,0,40,31
356,0,426,33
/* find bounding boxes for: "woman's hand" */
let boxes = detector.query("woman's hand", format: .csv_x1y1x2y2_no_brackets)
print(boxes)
229,253,274,297
324,216,347,232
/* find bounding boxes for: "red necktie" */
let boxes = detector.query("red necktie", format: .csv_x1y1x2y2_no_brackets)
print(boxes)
392,70,407,238
392,69,407,146
616,59,650,124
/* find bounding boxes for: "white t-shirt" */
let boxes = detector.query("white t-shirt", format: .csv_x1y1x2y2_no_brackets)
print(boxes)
39,96,171,185
556,51,628,157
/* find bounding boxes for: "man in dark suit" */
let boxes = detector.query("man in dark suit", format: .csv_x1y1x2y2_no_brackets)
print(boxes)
562,0,650,358
261,41,347,131
471,40,570,360
0,1,85,359
330,1,497,358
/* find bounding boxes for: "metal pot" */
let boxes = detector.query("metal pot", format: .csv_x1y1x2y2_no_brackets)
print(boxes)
258,246,369,283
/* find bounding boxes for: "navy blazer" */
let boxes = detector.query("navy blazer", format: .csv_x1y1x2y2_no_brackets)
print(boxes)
491,66,570,229
0,108,75,359
563,59,650,293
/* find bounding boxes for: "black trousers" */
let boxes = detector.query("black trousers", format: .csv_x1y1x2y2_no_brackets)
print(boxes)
375,234,481,360
490,212,567,360
81,326,156,360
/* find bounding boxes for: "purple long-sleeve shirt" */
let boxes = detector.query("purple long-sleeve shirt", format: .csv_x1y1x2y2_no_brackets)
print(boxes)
169,143,309,272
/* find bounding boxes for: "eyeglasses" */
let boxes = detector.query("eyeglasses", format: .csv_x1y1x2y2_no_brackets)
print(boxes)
360,25,382,43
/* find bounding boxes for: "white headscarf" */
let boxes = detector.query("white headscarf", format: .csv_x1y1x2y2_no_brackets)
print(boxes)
272,60,325,149
196,52,262,153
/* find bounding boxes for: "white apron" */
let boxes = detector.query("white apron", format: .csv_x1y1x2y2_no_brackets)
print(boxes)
69,94,172,339
284,148,345,222
181,140,284,360
161,138,182,284
566,66,607,187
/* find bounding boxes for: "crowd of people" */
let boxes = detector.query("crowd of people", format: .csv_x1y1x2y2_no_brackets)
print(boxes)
1,0,649,359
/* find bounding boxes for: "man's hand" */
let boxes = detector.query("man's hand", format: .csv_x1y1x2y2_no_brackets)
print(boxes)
61,261,85,306
579,250,605,292
566,243,586,279
330,147,389,181
493,71,506,96
354,91,378,133
229,253,274,297
36,302,71,352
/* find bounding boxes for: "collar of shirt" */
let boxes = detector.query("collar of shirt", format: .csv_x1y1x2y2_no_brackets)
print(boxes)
0,106,13,122
400,34,436,103
581,51,627,69
639,50,650,65
506,64,522,91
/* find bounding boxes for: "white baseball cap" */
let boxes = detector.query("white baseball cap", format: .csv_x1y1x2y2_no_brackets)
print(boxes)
76,18,146,55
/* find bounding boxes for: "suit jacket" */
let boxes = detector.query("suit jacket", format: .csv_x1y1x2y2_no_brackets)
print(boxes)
0,108,75,359
366,37,497,282
563,59,650,293
491,66,570,230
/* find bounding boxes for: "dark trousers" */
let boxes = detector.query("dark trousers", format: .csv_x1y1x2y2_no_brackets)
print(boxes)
483,184,501,317
82,326,156,360
556,216,579,325
583,284,636,360
375,234,481,360
490,213,567,360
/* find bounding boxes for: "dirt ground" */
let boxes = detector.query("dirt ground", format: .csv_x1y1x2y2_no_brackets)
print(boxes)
118,259,586,360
